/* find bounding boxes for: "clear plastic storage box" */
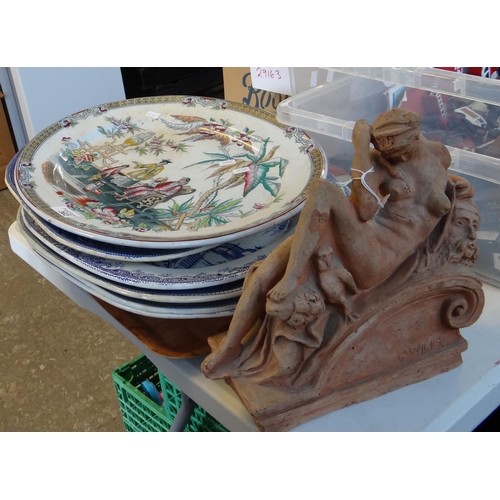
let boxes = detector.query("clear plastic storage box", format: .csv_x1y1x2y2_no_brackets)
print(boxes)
277,67,500,287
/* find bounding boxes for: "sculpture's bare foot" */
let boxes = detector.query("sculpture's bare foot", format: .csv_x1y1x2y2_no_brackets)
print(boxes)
267,275,300,303
201,342,242,377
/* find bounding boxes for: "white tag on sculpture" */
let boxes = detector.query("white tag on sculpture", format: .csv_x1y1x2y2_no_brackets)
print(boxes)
250,67,292,95
146,111,161,119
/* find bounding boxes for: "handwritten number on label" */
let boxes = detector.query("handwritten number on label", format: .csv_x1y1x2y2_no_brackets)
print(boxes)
256,67,282,80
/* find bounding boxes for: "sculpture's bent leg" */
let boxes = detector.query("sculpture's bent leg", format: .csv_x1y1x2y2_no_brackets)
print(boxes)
201,236,293,377
267,178,393,304
268,179,352,303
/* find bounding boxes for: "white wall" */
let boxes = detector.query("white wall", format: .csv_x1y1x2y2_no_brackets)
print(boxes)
0,67,28,148
10,67,126,140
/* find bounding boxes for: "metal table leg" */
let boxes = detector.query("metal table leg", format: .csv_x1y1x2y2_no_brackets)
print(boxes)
168,391,196,432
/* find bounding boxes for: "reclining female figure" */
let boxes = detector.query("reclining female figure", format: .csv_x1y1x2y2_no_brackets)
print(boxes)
202,108,453,377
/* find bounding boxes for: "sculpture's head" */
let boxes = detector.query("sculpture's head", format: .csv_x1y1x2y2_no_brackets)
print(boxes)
428,176,480,267
371,108,421,159
448,198,480,266
266,287,325,328
438,178,480,266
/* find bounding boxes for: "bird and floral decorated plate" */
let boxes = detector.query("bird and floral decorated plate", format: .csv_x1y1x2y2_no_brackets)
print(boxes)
15,95,326,248
27,207,218,262
7,152,219,261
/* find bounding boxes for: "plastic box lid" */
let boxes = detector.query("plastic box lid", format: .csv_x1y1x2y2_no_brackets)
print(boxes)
277,67,500,185
277,67,500,288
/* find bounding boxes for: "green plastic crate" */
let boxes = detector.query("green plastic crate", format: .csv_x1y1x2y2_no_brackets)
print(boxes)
112,354,228,432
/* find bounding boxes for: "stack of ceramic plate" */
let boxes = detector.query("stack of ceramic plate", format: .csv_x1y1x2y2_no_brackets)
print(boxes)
6,96,326,319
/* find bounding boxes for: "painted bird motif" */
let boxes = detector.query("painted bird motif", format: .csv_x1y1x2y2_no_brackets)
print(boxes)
161,115,254,152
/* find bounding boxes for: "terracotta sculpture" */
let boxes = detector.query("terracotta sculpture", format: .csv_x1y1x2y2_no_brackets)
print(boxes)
201,108,485,432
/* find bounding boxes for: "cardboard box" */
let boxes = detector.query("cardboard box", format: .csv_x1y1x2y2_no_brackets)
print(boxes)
223,67,288,113
0,91,17,190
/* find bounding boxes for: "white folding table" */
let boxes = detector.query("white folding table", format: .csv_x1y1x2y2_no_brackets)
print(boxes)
9,220,500,431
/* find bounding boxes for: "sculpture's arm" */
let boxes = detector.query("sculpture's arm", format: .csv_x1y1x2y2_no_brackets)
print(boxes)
349,120,385,222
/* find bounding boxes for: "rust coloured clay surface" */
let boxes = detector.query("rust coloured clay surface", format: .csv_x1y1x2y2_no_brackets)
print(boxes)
201,108,485,432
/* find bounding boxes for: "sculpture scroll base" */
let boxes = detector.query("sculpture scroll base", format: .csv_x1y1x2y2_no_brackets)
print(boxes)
206,271,483,432
225,332,466,432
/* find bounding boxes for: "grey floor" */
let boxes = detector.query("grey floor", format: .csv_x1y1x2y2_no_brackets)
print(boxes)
0,187,141,431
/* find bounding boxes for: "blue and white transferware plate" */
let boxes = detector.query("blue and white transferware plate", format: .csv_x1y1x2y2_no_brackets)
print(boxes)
18,209,244,304
27,203,295,262
27,208,217,262
24,238,238,319
15,96,325,248
21,207,295,290
42,254,238,318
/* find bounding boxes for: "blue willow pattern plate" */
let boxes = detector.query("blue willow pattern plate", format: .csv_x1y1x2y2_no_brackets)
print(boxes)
15,95,325,248
27,240,239,319
21,207,295,290
27,208,217,262
18,209,244,305
35,250,238,318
